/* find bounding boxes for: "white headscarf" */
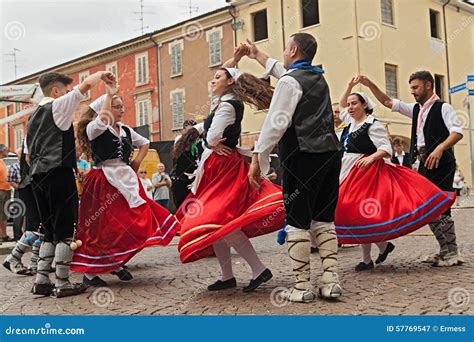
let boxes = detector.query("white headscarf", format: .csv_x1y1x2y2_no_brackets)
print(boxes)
354,91,376,110
224,67,241,81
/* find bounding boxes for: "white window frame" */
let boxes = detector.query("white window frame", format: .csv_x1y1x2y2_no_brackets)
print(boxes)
106,61,119,80
169,40,184,78
170,89,186,130
13,124,24,151
135,97,152,129
135,52,149,86
79,71,90,100
206,27,223,67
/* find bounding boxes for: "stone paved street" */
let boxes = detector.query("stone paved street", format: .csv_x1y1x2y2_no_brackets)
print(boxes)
1,206,473,316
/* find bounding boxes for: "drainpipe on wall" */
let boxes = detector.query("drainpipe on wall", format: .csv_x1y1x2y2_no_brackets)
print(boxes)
442,0,452,103
280,0,286,50
354,0,361,75
229,6,238,48
150,34,163,141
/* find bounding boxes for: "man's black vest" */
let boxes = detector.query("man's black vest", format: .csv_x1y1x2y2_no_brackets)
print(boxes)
26,102,76,175
90,126,133,165
391,153,412,168
340,120,378,155
409,101,454,165
279,69,341,161
204,99,244,149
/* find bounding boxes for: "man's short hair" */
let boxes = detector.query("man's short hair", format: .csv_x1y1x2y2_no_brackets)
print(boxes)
38,72,73,95
409,71,434,88
290,33,317,60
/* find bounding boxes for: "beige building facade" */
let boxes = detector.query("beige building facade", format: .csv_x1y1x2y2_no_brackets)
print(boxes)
228,0,474,186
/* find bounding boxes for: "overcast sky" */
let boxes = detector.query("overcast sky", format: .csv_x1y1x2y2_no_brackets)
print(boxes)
0,0,225,84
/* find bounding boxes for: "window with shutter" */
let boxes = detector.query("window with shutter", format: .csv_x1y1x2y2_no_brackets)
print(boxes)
384,64,398,99
381,0,394,25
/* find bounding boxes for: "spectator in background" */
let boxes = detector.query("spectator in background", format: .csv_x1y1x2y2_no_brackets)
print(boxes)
391,138,412,168
152,163,172,209
7,148,22,241
453,165,465,206
138,167,154,199
75,153,90,200
0,144,12,242
77,153,91,174
333,103,346,141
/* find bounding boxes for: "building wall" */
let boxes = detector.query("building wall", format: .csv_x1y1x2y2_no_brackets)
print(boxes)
156,14,234,141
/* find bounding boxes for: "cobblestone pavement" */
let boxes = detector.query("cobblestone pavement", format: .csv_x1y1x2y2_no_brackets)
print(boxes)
0,207,472,316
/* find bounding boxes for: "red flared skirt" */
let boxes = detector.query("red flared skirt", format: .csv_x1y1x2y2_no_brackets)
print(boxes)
177,151,285,263
71,169,180,273
335,159,455,244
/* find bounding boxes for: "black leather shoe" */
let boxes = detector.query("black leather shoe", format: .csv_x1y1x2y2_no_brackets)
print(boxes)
51,283,88,298
32,282,55,296
207,277,237,291
355,261,374,272
111,268,133,281
243,268,273,293
83,275,108,287
375,242,395,264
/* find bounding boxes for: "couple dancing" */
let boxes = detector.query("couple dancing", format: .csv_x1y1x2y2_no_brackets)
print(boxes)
177,32,461,304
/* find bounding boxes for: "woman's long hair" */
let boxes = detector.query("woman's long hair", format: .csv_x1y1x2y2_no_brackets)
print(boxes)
171,127,200,159
76,106,96,160
220,68,274,110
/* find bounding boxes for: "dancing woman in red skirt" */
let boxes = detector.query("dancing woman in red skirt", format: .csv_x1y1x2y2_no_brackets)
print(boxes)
71,83,179,286
335,78,455,271
176,67,285,292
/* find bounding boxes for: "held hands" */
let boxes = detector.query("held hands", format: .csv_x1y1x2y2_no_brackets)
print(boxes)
233,43,250,63
100,71,115,85
245,39,259,59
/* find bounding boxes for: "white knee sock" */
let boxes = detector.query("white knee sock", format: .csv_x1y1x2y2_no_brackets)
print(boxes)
55,240,73,287
224,230,266,279
361,244,372,263
212,239,234,281
375,241,388,254
35,241,55,284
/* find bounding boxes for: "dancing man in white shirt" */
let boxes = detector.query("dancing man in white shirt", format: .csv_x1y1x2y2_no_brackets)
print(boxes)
246,33,343,302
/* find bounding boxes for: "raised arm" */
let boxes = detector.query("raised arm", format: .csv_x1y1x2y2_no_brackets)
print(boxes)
222,43,250,68
339,77,361,108
359,76,393,109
